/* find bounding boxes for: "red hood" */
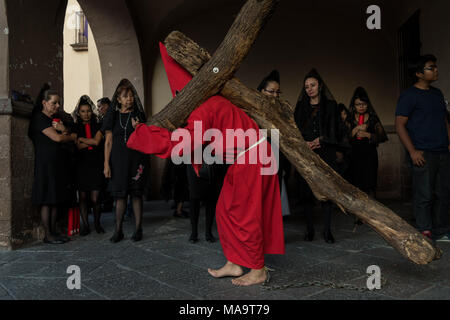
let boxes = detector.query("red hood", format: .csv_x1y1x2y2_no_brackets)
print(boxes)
159,42,193,98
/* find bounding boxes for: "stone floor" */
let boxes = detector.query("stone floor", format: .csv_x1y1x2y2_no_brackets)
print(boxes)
0,200,449,300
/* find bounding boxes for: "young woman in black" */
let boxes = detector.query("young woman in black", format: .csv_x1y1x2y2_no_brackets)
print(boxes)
28,89,76,244
103,79,149,243
294,69,343,244
348,87,388,197
257,70,292,218
73,95,105,235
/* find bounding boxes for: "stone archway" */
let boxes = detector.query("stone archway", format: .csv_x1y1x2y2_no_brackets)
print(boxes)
77,0,144,102
0,0,144,249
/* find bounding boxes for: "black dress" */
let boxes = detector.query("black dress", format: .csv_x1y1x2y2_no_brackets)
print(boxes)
29,112,70,205
349,115,388,194
186,164,226,201
294,100,341,202
75,121,105,192
102,109,149,198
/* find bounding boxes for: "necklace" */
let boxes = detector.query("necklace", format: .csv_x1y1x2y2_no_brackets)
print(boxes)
119,112,132,143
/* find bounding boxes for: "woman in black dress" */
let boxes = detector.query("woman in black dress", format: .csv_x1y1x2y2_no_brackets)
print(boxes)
103,79,149,243
257,70,292,218
28,88,76,244
294,69,344,244
73,95,105,235
348,87,388,197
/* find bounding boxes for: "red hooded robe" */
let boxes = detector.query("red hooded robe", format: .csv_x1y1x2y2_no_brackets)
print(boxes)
127,44,285,269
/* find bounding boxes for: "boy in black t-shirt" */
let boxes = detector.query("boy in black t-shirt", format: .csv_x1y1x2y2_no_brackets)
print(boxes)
396,54,450,241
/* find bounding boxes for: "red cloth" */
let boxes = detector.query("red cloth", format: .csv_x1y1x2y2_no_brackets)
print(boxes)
357,114,365,141
85,124,94,150
127,44,285,269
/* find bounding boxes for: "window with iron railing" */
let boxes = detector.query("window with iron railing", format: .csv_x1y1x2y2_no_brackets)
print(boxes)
70,11,88,51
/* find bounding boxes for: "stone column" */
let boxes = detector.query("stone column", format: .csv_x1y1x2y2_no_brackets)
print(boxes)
0,0,12,249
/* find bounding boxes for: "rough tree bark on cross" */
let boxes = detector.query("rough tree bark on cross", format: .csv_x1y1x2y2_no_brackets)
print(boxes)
148,0,442,265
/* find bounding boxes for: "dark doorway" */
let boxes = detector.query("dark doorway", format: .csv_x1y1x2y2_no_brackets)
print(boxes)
398,10,421,91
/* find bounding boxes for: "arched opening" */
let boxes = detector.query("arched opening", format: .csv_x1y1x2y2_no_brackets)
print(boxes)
2,0,144,249
63,0,102,113
77,0,144,104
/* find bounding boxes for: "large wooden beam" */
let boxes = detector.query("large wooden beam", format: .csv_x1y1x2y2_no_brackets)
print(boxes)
149,0,278,130
159,32,442,265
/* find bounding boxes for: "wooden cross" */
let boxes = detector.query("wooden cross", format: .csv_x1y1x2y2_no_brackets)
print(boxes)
148,0,441,265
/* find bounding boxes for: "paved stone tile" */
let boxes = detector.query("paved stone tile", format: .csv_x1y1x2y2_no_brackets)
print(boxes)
135,261,207,283
359,246,407,263
170,275,237,299
301,288,394,300
327,252,398,271
205,285,297,300
294,243,350,261
13,251,75,263
265,251,323,272
151,245,224,269
347,274,433,299
324,238,387,253
0,283,9,297
299,262,366,283
0,277,105,300
410,285,450,300
178,251,228,270
0,251,23,264
381,260,448,285
83,271,198,300
110,246,177,269
261,270,329,299
27,261,108,280
0,262,50,277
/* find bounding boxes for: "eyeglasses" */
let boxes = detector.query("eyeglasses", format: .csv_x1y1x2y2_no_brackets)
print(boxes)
264,89,282,95
424,65,438,71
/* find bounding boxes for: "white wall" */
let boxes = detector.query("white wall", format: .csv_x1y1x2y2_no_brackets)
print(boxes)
63,0,102,113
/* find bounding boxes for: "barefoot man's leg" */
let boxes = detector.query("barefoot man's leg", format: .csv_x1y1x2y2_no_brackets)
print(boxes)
232,268,267,287
208,261,244,278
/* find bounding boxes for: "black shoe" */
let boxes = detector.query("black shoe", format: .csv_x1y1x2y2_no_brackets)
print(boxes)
110,230,124,243
189,234,199,244
324,230,335,244
205,233,217,243
95,225,106,234
173,211,188,219
304,229,315,242
51,233,70,243
43,237,65,245
181,210,190,218
131,229,143,242
80,227,91,237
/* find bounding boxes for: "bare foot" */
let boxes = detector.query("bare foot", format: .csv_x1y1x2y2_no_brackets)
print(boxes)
208,261,244,278
232,268,267,287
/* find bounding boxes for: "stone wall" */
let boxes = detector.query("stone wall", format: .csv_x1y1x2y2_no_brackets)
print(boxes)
6,0,67,101
377,127,411,200
0,114,11,248
10,115,40,248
